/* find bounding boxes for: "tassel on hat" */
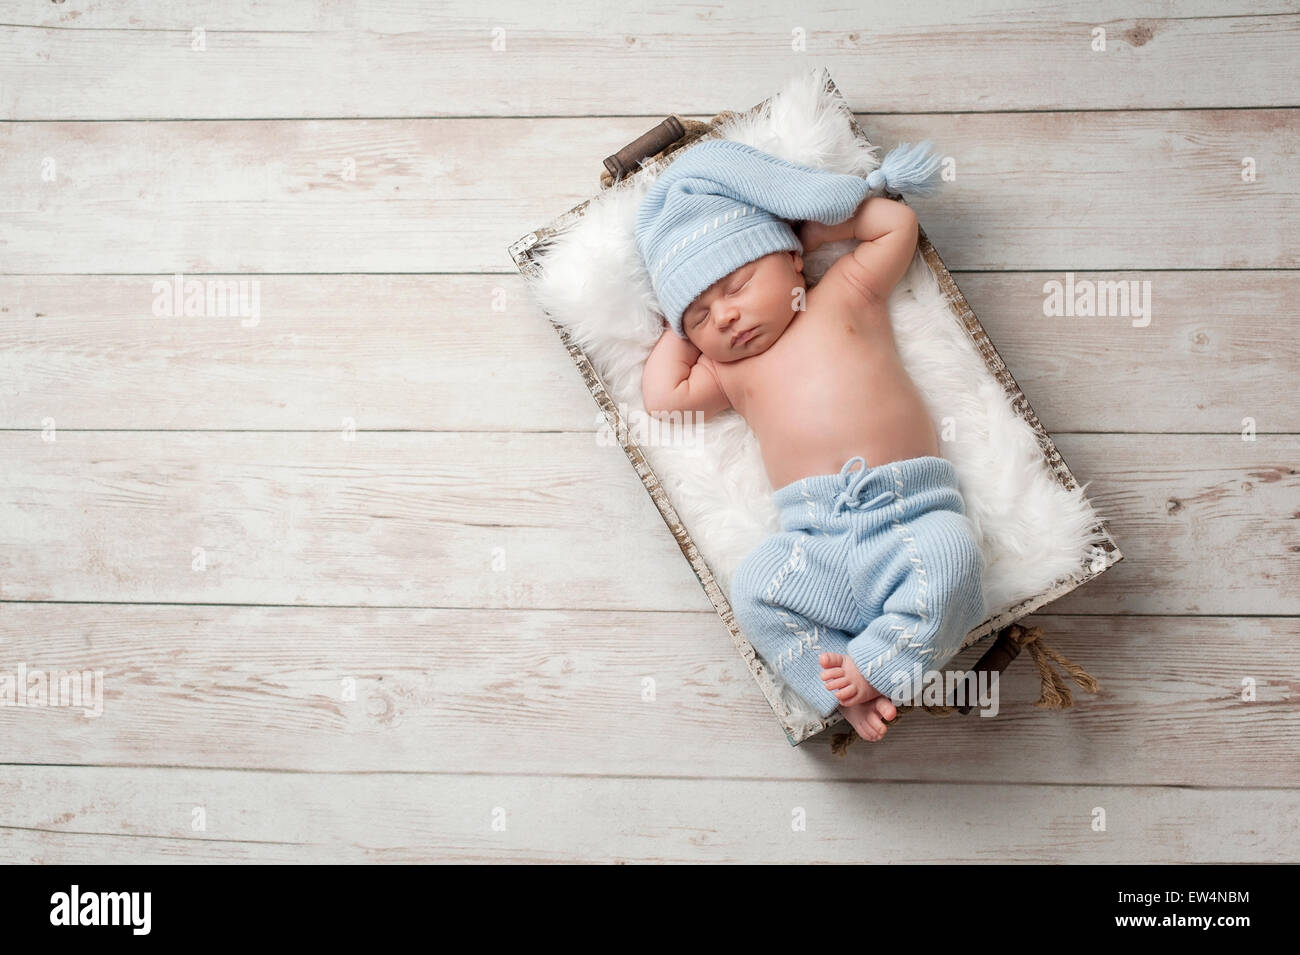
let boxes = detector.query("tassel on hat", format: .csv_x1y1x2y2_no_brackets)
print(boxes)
866,140,944,197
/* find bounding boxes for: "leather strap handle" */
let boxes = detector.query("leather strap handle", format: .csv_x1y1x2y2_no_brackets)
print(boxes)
954,625,1025,714
601,111,741,189
602,116,685,184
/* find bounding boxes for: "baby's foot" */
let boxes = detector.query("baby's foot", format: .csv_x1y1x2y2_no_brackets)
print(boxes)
839,696,898,742
819,651,882,707
819,651,898,742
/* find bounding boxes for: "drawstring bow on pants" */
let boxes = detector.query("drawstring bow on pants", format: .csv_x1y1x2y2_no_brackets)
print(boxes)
833,456,896,514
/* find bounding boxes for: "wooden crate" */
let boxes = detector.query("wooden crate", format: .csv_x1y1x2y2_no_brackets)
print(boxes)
510,73,1123,745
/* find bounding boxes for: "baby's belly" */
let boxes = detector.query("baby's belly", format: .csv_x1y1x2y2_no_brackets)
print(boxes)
740,346,940,490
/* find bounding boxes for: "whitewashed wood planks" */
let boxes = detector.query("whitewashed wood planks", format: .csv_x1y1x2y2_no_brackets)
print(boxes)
0,604,1296,786
1,272,1295,432
1,111,1295,272
3,766,1297,863
1,0,1297,865
1,432,1295,614
1,3,1297,118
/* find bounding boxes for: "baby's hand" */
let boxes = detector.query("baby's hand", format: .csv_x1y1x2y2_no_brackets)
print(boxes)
797,220,829,254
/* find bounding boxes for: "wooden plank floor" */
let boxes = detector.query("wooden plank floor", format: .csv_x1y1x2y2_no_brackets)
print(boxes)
1,1,1297,863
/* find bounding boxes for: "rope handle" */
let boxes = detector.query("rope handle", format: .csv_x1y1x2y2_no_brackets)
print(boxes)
829,623,1101,756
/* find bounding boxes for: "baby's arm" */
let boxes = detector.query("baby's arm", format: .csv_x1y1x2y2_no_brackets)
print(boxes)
641,328,732,421
800,195,918,304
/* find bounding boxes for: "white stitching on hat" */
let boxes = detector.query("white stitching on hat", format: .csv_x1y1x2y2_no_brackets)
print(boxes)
652,203,759,281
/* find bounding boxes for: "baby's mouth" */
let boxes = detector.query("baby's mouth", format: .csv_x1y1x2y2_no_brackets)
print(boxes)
731,327,758,346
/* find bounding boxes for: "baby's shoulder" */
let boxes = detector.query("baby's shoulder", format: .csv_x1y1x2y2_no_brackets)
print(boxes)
699,351,749,392
698,352,729,382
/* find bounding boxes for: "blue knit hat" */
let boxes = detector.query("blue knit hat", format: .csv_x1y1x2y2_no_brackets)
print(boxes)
635,138,943,338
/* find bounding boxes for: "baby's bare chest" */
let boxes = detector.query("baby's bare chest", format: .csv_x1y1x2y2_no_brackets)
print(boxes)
717,300,897,406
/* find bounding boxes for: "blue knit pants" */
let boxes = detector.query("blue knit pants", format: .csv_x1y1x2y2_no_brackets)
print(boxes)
729,454,988,718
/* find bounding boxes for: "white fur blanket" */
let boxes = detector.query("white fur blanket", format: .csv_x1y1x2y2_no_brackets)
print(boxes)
524,67,1111,726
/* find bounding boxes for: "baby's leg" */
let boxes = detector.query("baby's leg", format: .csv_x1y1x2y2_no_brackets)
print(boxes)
729,531,862,720
847,509,987,707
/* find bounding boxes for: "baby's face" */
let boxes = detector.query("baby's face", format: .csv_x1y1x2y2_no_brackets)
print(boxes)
682,250,805,362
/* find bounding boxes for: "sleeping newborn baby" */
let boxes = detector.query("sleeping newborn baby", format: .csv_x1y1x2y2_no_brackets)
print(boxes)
635,138,987,742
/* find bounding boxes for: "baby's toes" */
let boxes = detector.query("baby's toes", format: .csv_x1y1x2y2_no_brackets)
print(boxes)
871,696,899,724
836,683,868,705
822,674,851,691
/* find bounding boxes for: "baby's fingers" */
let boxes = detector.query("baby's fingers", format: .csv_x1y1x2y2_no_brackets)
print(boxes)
797,220,824,253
